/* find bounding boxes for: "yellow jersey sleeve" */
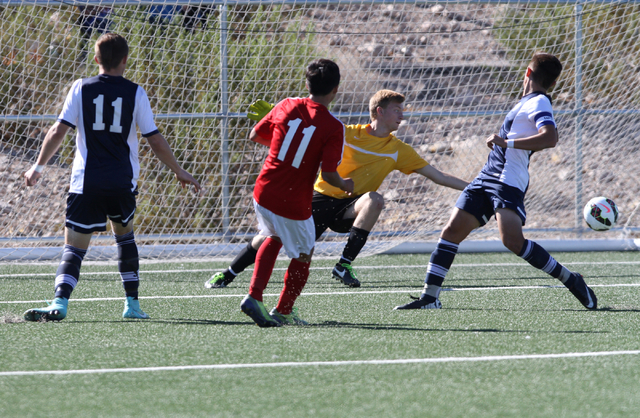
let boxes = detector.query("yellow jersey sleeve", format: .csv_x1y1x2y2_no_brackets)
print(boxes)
314,124,428,198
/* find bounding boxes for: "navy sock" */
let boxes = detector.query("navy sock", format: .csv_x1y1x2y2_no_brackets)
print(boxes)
115,231,140,299
423,238,459,297
54,245,87,299
340,227,370,264
518,239,571,282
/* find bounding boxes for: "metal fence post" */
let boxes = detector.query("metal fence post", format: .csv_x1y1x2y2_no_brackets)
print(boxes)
575,1,584,233
220,3,230,241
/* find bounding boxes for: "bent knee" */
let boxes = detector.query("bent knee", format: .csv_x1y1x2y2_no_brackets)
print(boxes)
296,253,313,263
364,192,385,211
501,235,524,254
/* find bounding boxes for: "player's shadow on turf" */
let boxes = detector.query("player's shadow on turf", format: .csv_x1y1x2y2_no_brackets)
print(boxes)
316,321,607,333
150,318,249,325
70,318,248,325
596,306,640,312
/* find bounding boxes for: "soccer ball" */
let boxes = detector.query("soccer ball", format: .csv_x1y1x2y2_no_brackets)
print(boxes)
583,196,619,231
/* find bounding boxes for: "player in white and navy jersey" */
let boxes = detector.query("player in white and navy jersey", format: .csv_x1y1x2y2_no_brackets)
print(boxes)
23,33,201,322
396,52,598,311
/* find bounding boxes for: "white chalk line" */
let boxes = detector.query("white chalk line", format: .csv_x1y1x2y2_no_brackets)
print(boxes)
2,350,639,377
2,282,639,305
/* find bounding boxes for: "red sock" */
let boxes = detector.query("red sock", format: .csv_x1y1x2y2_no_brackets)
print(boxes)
248,238,282,302
275,259,310,315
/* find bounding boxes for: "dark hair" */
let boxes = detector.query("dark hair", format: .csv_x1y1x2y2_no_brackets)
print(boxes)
305,59,340,96
94,33,129,71
529,53,562,90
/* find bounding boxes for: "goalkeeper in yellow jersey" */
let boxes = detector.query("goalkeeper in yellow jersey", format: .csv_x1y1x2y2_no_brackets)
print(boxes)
206,90,468,289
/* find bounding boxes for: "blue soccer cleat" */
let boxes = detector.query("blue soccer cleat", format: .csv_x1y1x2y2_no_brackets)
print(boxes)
240,295,281,327
24,297,68,321
269,307,309,326
123,296,150,319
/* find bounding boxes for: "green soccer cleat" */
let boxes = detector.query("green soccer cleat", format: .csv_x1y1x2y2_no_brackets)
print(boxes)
23,297,68,322
204,271,234,289
123,296,150,319
269,307,309,326
240,295,281,327
332,263,361,287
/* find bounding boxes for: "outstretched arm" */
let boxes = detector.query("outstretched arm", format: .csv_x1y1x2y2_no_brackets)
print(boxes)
414,165,468,191
146,132,202,193
24,121,70,186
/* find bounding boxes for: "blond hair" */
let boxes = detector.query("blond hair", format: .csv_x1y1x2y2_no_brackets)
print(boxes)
369,90,405,120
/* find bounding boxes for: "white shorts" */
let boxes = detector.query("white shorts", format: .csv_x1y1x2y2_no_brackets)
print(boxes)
253,199,315,259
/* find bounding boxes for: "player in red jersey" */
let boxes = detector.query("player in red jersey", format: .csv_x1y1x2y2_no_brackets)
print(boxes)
240,59,354,327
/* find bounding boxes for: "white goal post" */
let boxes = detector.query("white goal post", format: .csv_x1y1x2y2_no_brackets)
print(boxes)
2,0,640,261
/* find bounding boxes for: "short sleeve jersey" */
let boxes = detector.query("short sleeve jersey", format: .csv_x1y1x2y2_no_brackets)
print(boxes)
478,92,555,193
314,124,428,198
57,74,159,195
253,97,345,220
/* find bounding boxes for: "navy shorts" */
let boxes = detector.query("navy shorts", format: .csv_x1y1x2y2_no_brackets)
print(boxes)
65,191,137,234
456,178,527,226
312,191,362,239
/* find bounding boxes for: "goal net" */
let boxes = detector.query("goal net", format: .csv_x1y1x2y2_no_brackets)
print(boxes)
1,0,639,261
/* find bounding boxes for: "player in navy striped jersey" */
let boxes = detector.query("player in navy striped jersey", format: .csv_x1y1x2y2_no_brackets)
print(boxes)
23,33,201,321
395,52,598,311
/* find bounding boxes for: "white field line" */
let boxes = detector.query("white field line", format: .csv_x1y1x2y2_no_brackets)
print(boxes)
2,260,640,278
2,283,640,305
2,350,639,377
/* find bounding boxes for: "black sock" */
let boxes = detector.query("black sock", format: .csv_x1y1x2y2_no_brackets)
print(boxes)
228,241,259,276
340,227,370,264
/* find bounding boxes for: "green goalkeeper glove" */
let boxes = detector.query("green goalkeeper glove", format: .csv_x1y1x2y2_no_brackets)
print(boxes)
247,99,274,122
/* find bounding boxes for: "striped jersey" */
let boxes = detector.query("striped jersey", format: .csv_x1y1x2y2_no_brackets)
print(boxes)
57,74,159,195
478,92,556,193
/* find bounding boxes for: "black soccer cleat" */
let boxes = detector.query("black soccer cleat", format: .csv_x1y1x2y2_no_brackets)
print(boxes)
332,263,361,287
394,294,442,310
564,273,597,310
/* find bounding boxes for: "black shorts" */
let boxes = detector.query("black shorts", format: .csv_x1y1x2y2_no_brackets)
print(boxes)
456,177,527,226
312,191,362,239
65,191,137,234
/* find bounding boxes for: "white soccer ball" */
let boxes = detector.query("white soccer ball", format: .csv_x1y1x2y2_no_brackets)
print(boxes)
583,196,619,231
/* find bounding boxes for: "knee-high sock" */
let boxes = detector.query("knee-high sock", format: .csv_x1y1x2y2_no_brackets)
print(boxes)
422,238,459,298
54,245,87,299
115,231,140,299
339,227,370,265
248,238,282,302
225,241,258,278
518,239,571,282
275,259,311,315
